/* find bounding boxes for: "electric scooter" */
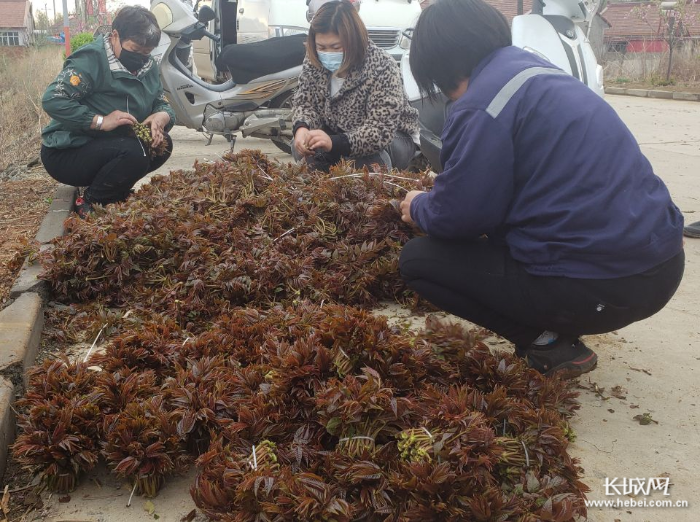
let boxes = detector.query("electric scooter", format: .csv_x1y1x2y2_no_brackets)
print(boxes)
150,0,305,152
401,0,604,172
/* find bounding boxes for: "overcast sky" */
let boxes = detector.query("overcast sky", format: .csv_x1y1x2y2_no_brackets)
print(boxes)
41,0,149,19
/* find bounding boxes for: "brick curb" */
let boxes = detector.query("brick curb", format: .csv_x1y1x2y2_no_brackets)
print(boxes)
0,378,15,482
0,293,44,384
0,183,76,480
605,86,700,101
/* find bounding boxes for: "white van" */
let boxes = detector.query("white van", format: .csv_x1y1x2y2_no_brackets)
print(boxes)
193,0,420,82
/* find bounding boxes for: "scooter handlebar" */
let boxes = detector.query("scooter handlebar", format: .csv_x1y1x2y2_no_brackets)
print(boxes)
203,29,221,42
180,23,221,42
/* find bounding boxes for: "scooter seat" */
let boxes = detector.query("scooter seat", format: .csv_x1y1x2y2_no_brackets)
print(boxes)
216,34,307,84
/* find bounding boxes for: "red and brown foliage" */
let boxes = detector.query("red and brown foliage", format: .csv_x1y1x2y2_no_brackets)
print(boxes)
40,150,431,326
12,152,588,520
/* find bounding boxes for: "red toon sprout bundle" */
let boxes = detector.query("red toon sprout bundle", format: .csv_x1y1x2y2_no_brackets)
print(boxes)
12,152,588,520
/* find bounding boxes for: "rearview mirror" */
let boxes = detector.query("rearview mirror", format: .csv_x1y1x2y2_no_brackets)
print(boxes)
198,5,216,23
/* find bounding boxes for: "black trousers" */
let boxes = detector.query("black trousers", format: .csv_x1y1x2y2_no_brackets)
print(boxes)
399,237,685,348
41,134,173,205
292,131,417,172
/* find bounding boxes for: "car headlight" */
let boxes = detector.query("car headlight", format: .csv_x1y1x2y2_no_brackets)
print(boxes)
268,26,308,38
399,28,413,50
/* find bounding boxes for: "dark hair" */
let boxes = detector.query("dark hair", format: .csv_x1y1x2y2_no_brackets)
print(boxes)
307,0,368,76
409,0,511,97
112,5,161,48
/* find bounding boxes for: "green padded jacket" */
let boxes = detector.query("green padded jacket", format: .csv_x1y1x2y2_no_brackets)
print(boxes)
41,35,175,149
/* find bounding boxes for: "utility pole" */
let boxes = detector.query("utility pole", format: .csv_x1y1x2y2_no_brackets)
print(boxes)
53,0,56,24
63,0,70,56
80,0,87,29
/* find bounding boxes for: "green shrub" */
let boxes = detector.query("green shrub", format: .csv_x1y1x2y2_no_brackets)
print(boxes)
70,32,94,53
651,75,676,87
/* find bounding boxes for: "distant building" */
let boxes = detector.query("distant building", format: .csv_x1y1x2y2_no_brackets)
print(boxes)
603,1,700,53
0,0,35,47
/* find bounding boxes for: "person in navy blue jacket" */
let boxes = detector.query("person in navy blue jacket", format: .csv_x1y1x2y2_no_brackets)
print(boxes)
399,0,685,378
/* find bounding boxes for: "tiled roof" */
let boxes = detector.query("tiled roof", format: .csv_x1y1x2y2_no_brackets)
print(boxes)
603,2,700,40
0,0,29,29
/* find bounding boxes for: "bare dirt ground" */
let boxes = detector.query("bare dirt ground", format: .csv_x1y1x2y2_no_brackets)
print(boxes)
4,94,699,522
0,165,57,306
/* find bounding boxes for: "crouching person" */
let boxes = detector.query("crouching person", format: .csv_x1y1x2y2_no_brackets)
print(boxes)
399,0,685,378
291,0,419,172
40,6,175,218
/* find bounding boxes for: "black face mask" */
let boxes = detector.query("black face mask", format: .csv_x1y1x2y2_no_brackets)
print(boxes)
119,44,150,72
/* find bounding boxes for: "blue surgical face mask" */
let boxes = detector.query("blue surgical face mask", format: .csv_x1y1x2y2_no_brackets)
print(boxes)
318,51,344,72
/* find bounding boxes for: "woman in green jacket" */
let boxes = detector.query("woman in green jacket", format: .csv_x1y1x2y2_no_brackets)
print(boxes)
40,6,176,217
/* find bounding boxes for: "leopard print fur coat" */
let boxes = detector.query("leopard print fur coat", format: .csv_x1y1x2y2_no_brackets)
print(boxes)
292,42,419,157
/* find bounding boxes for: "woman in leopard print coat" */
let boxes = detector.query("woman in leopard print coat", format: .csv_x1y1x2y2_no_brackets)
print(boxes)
292,0,419,171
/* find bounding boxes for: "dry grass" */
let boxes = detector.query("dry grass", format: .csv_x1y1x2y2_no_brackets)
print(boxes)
603,41,700,89
0,175,57,305
0,46,64,172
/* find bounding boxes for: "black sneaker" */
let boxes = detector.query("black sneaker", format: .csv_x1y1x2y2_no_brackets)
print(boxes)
524,337,597,379
74,196,93,219
684,221,700,239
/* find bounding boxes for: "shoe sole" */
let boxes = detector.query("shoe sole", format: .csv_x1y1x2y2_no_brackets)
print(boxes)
684,228,700,239
544,351,598,379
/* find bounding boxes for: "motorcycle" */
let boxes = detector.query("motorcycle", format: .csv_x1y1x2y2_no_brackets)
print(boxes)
150,0,306,152
401,0,604,172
